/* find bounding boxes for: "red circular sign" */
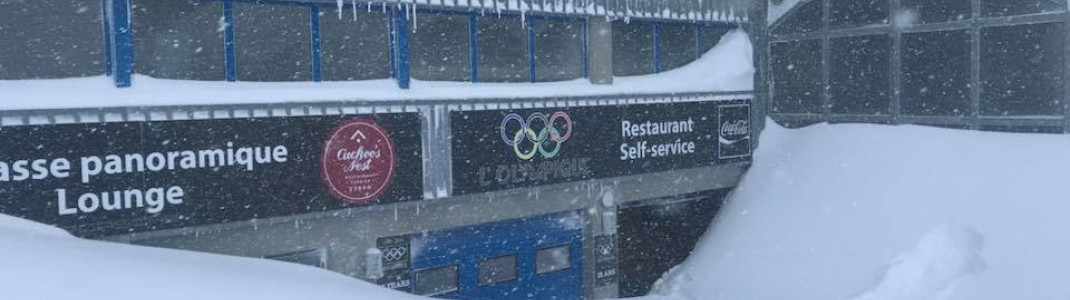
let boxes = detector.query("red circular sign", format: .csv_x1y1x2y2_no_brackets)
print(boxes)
321,119,397,204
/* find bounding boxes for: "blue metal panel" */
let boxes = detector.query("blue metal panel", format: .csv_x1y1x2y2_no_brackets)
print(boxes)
310,6,322,82
411,211,585,299
653,22,661,74
695,24,702,60
388,8,396,79
394,6,411,89
108,0,134,87
469,14,479,83
223,0,237,82
583,17,590,78
528,17,537,83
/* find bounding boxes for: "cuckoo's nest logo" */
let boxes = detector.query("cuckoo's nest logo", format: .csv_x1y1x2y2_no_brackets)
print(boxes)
499,111,573,160
321,118,397,204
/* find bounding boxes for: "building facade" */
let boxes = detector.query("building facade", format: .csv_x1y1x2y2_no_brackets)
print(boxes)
767,0,1070,133
0,0,760,298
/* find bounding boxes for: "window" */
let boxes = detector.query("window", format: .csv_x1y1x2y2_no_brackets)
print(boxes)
535,245,572,274
613,22,655,76
477,16,528,83
902,30,971,116
981,23,1064,116
132,0,224,81
771,0,823,34
0,0,104,79
318,8,390,81
829,0,888,28
534,19,585,82
772,39,823,114
410,13,471,82
981,0,1065,17
829,35,891,115
478,254,518,286
698,26,731,54
414,265,460,296
901,0,971,24
234,4,310,82
658,24,697,72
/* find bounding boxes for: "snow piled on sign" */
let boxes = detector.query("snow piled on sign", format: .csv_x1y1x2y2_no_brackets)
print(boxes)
0,216,421,300
645,121,1070,300
0,30,751,111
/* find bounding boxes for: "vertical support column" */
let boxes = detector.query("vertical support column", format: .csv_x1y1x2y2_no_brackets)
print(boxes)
528,17,537,83
1063,9,1070,133
310,6,322,82
587,17,614,85
101,0,113,77
969,0,981,130
469,14,479,83
749,0,770,140
393,5,411,90
695,24,702,61
583,18,590,78
653,22,661,73
890,0,902,124
821,0,832,118
223,0,237,82
107,0,134,88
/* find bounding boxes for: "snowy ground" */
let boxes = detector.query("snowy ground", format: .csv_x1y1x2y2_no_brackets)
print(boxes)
0,215,421,300
0,31,751,111
646,120,1070,300
4,120,1069,299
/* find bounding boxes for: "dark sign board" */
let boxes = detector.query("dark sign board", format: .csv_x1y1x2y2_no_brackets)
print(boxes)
0,114,423,237
451,100,750,195
595,234,619,287
377,234,413,292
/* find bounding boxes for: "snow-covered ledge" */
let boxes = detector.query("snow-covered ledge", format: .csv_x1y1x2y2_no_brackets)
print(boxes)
0,31,752,111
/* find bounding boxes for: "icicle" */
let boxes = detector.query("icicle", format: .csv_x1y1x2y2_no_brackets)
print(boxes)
393,206,399,221
367,1,372,13
335,0,343,20
411,4,418,31
352,0,358,20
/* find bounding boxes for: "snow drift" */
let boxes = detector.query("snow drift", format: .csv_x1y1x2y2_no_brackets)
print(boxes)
648,120,1070,300
0,216,421,300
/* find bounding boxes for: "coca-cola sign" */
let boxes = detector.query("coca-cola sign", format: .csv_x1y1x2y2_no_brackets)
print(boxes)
718,104,752,159
321,119,398,204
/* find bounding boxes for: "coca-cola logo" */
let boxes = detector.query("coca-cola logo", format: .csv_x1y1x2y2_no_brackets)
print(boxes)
720,120,750,137
321,119,397,204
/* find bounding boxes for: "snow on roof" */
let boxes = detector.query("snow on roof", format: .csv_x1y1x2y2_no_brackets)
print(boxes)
646,120,1070,300
321,0,751,23
0,30,752,111
0,215,422,300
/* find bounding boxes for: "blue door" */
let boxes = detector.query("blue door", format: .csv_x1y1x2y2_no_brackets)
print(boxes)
411,210,584,299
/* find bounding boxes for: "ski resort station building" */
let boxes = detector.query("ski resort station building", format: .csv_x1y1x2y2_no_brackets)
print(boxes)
0,0,759,299
7,0,1069,298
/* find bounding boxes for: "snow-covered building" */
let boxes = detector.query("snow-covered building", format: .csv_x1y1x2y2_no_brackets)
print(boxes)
0,0,759,298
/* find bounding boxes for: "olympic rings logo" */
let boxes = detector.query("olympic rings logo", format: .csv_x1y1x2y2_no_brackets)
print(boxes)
383,246,407,262
499,111,573,160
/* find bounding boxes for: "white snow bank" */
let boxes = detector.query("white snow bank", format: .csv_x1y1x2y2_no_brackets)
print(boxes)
646,120,1070,300
0,31,751,111
0,215,420,300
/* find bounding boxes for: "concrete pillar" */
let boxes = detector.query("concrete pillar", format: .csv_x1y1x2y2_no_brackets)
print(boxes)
588,17,614,85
